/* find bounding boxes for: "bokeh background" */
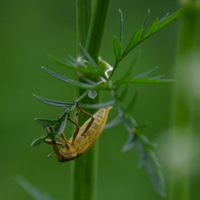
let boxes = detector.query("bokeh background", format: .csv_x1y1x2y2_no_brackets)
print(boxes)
1,0,198,200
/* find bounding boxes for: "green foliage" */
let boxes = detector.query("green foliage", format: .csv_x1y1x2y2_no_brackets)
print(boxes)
120,9,181,59
32,9,180,198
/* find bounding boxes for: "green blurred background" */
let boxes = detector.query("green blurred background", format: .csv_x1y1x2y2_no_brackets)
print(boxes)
1,0,198,200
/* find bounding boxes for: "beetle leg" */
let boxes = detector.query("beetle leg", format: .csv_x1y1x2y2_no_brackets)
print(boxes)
67,116,80,144
76,103,94,136
74,109,80,124
44,139,63,146
51,140,64,162
60,133,68,143
44,139,64,161
81,116,94,136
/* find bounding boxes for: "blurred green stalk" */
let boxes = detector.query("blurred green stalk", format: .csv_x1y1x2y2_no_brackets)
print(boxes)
70,1,110,200
169,1,200,200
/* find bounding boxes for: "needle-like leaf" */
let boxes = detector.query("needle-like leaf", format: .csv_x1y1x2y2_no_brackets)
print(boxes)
121,119,136,152
104,113,123,129
121,10,181,59
136,139,166,198
81,100,116,109
79,44,99,69
49,54,107,79
122,26,144,58
42,66,109,90
31,112,68,146
31,134,50,147
113,36,122,60
33,94,74,107
134,66,158,79
75,90,90,102
125,90,140,114
119,9,124,43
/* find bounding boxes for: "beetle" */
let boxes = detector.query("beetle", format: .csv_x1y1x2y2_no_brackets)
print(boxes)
44,105,112,162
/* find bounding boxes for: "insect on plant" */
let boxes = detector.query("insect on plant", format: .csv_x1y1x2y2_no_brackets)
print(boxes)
31,8,181,196
40,103,112,162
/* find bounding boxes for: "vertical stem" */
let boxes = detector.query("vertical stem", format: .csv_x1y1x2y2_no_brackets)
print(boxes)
169,1,200,200
71,1,110,200
76,0,91,56
86,0,111,62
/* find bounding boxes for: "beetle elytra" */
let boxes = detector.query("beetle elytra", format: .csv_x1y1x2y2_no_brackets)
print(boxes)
44,106,112,162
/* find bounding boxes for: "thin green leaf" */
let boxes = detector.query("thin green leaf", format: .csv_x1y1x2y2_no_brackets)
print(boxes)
119,9,123,42
113,36,122,60
36,112,68,133
149,74,166,80
122,26,144,58
122,51,140,80
104,114,123,129
115,77,173,85
33,94,74,107
81,77,98,85
55,112,68,135
35,118,59,127
79,44,99,69
122,133,135,152
136,140,166,198
128,116,138,127
126,90,140,114
118,84,130,101
142,9,181,40
121,119,136,152
159,12,169,23
81,100,116,109
156,10,180,30
142,9,150,32
115,67,173,85
88,89,97,99
49,54,85,70
121,10,181,59
135,66,158,79
139,135,157,149
32,112,68,146
49,55,106,78
141,18,159,39
31,134,49,147
41,66,96,89
67,55,79,65
75,90,90,102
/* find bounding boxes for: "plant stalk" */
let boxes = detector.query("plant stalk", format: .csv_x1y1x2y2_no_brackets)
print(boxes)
71,1,110,200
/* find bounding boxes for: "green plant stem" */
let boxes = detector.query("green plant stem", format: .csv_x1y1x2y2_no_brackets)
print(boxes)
169,1,200,200
86,0,111,62
76,0,91,56
71,1,110,200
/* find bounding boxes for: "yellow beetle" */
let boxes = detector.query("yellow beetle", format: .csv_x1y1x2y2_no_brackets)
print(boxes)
44,106,112,162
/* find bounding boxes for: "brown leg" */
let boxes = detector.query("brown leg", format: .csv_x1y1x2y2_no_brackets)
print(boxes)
76,103,94,135
43,139,64,161
51,140,64,162
67,116,80,144
60,133,68,143
44,139,63,146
